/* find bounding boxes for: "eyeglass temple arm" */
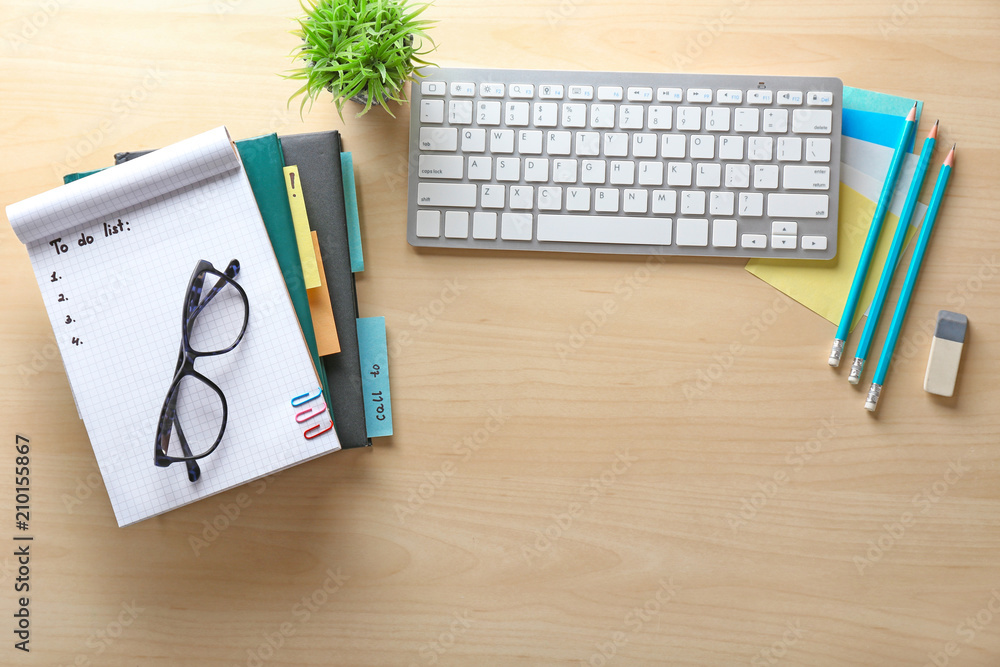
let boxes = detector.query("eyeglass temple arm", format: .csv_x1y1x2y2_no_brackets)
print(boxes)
189,260,241,323
171,419,201,483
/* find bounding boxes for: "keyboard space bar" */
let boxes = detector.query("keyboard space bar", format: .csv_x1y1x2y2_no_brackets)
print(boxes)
537,215,672,245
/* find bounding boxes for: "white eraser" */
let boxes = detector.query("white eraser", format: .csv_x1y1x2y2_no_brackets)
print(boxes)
924,311,967,397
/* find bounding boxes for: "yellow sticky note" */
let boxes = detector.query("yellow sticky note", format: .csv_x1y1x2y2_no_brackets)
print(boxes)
746,183,917,332
283,165,322,290
307,231,341,356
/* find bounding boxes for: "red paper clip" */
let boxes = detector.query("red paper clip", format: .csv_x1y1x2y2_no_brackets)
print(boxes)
295,402,327,423
304,420,333,439
291,388,322,407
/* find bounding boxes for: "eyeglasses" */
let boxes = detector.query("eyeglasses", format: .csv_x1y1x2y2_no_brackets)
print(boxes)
155,259,250,482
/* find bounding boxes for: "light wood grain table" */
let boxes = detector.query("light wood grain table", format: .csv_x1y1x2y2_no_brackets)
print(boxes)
2,1,1000,664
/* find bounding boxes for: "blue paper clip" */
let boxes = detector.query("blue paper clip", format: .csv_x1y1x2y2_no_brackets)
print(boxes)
291,388,322,407
295,402,327,424
304,420,334,439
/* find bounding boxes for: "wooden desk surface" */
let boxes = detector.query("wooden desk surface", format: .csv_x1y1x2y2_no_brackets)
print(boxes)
2,1,999,664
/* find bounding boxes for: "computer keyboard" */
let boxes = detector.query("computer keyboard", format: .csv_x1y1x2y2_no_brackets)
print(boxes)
406,67,842,260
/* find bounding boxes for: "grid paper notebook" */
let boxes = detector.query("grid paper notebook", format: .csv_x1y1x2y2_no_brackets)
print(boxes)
8,126,341,526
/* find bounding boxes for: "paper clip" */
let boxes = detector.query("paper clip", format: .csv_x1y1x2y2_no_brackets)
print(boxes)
304,420,334,439
291,388,322,407
295,402,327,424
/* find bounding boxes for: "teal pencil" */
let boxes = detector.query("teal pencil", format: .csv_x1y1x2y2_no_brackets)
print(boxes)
847,121,938,385
829,102,918,368
865,145,955,412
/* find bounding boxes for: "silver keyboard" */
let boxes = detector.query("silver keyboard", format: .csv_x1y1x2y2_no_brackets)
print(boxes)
407,67,842,260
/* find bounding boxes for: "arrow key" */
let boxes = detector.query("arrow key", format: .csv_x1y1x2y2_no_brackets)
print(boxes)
771,221,798,235
772,234,797,249
802,235,828,250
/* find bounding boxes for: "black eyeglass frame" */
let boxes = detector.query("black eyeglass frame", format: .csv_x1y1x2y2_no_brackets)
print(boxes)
154,259,249,482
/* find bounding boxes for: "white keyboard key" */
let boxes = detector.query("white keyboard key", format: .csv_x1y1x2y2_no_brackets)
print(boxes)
562,103,587,128
418,183,476,207
419,155,464,180
777,90,803,105
676,219,709,246
638,161,664,186
509,185,534,210
632,133,658,158
657,87,683,102
690,135,715,159
748,136,773,161
509,84,534,99
534,103,559,127
538,215,670,245
524,157,549,182
604,133,629,157
518,130,544,154
771,234,797,249
538,187,563,211
784,165,831,190
807,91,834,106
753,165,779,189
806,137,832,162
747,90,773,104
477,101,502,125
451,82,475,97
768,193,829,218
687,88,713,103
610,161,636,185
547,131,572,155
713,219,738,247
710,191,735,216
581,160,606,184
420,127,458,151
495,157,521,181
506,102,530,126
734,108,760,132
472,212,498,239
652,190,677,214
676,107,702,130
595,188,620,213
590,104,616,129
481,184,505,208
681,191,706,215
445,211,469,239
619,105,644,129
719,136,744,160
576,131,601,156
490,129,515,153
539,84,564,99
741,233,767,248
763,108,789,133
792,109,833,133
725,164,750,188
568,85,594,100
418,100,447,125
661,135,686,158
777,136,802,161
524,157,549,183
624,189,649,213
696,163,722,187
648,106,672,130
627,87,654,102
501,213,533,240
480,83,505,97
598,86,623,101
739,192,764,216
566,187,592,212
421,81,446,96
802,235,828,250
717,89,743,104
467,156,492,180
706,107,731,131
772,221,797,235
553,159,578,183
415,210,440,237
463,129,487,153
667,162,693,186
449,100,473,125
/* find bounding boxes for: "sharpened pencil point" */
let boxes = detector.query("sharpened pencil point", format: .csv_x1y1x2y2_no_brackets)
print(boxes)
906,102,917,122
945,145,956,167
928,120,939,140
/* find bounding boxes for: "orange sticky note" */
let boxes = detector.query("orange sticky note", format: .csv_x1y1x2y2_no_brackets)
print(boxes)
307,231,340,355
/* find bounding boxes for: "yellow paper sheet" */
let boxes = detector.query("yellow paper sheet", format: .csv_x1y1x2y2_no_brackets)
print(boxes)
307,231,341,356
283,165,322,290
746,183,917,332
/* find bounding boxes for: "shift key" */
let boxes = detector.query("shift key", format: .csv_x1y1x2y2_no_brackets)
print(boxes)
418,183,477,207
767,193,829,218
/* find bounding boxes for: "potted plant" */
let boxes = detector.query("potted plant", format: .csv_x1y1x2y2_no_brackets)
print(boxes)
287,0,437,117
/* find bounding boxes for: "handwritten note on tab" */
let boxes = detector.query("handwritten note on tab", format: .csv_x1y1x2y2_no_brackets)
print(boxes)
283,165,322,290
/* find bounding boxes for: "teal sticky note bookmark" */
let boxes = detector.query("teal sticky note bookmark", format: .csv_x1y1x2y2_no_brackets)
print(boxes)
356,316,392,437
340,152,365,273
